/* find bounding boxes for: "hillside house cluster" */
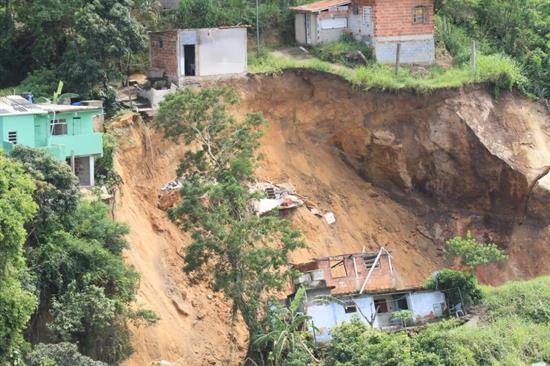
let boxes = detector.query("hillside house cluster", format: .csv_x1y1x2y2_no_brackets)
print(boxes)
290,0,435,64
0,96,103,186
291,248,446,343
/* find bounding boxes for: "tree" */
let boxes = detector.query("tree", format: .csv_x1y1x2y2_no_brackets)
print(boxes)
254,287,317,366
27,343,106,366
446,232,507,274
391,310,414,329
425,269,483,307
9,147,153,364
154,87,303,344
4,0,149,96
0,154,37,364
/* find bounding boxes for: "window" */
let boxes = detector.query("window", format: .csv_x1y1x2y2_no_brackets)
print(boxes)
396,296,409,310
51,119,68,135
329,259,347,278
413,5,428,24
363,254,380,270
352,3,359,15
344,303,357,313
374,298,388,313
8,131,17,144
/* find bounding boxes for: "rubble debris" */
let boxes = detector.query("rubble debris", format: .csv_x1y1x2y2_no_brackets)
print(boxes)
324,212,336,225
251,181,304,215
161,177,184,191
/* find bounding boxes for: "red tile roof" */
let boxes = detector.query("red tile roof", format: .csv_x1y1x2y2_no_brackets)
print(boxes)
289,0,351,13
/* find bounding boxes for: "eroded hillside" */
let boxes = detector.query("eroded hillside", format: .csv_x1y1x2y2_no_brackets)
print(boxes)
115,70,550,365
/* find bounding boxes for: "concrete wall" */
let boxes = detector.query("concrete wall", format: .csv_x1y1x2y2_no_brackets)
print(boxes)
307,294,375,343
196,28,247,76
0,114,36,148
410,290,445,320
150,31,179,81
295,13,307,44
374,34,435,64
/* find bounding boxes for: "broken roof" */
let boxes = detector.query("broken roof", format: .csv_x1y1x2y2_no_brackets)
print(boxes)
289,0,351,13
0,96,46,117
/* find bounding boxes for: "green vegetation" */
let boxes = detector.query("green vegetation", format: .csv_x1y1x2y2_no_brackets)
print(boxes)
153,87,303,357
425,269,483,307
249,51,524,93
0,154,37,365
437,0,550,100
1,146,156,365
0,0,152,97
254,287,317,366
310,34,374,67
323,277,550,366
446,232,507,273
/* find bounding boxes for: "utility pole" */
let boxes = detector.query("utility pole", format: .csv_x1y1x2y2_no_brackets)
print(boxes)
256,0,260,56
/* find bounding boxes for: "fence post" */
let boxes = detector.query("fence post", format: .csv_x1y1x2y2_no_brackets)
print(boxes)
471,40,477,73
395,43,401,75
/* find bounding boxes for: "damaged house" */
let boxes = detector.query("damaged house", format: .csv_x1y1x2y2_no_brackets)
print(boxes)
0,96,103,186
291,248,446,343
149,26,248,86
290,0,435,64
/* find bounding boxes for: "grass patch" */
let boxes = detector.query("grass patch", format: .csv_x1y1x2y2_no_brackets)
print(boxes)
249,50,526,94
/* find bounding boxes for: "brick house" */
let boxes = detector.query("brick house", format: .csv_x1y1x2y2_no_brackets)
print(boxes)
290,0,435,64
291,248,446,342
149,27,248,86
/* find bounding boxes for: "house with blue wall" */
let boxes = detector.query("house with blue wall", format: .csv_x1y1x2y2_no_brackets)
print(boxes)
0,96,103,186
291,248,447,343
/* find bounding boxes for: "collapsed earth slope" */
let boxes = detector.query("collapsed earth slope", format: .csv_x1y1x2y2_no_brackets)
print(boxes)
116,70,550,365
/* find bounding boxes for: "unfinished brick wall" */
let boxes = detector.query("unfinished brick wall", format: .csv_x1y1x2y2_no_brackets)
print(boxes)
317,254,396,295
150,31,179,81
373,0,434,37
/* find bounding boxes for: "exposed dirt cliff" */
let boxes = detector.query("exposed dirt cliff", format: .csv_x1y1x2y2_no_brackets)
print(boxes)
115,70,550,365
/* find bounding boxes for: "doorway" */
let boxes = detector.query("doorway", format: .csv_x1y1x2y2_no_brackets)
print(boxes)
183,44,196,76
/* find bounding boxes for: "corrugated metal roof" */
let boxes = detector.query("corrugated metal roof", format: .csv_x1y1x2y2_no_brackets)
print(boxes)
0,96,101,117
289,0,351,13
0,96,47,116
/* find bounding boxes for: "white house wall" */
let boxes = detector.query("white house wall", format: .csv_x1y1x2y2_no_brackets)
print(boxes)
307,295,375,343
197,28,247,76
295,13,307,44
410,291,446,319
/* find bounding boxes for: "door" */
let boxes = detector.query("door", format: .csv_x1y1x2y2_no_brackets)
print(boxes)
34,121,46,146
361,6,374,38
183,44,196,76
305,14,312,44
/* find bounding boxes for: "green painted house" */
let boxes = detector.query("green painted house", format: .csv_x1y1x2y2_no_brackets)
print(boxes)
0,96,103,186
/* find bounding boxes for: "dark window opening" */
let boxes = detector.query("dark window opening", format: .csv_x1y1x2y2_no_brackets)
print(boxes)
374,298,388,313
352,4,359,15
158,39,164,48
51,119,68,135
413,6,428,24
8,131,17,144
396,296,409,310
364,254,380,270
344,303,357,313
184,44,196,76
330,259,347,278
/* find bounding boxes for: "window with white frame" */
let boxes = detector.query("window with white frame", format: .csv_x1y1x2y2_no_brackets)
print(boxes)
413,5,428,24
50,119,68,135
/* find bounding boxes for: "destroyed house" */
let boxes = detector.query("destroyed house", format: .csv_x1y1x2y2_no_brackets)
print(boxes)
0,96,103,187
149,27,248,86
290,0,435,64
292,248,446,342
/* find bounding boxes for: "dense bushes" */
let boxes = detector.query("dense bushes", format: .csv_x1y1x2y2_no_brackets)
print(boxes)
437,0,550,100
310,34,374,67
6,146,154,364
